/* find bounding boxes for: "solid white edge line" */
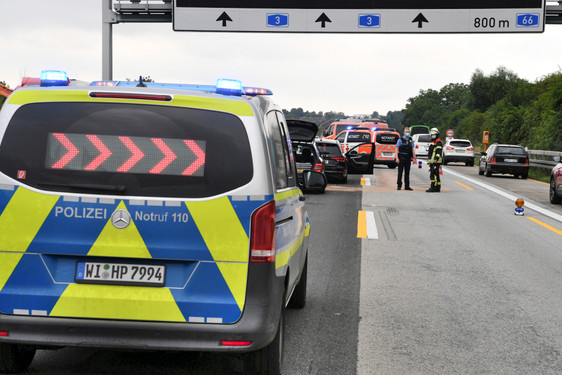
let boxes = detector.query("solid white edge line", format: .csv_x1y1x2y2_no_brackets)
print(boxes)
366,211,378,239
444,167,562,224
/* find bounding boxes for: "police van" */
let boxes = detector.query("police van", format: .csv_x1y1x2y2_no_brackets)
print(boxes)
0,71,311,374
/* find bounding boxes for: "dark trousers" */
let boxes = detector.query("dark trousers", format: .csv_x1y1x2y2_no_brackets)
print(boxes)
429,163,441,189
397,156,411,188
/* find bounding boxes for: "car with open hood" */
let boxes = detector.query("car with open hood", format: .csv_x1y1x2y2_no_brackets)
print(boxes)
287,119,327,193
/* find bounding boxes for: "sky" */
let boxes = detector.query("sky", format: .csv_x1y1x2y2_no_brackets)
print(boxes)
2,1,562,116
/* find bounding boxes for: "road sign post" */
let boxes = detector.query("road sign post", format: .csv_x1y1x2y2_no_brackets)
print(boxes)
173,0,545,33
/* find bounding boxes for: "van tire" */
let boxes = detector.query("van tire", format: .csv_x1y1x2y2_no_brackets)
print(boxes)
0,343,36,373
245,307,284,375
288,255,307,309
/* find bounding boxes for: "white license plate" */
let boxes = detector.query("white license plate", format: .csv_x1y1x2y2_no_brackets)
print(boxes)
75,261,165,287
504,158,518,163
383,152,394,157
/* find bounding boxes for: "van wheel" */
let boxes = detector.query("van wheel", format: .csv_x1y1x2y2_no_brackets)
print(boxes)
521,173,528,179
288,256,307,309
387,163,397,169
245,308,284,375
0,343,36,373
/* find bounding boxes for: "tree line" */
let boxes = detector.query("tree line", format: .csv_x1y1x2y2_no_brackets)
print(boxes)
402,67,562,151
284,67,562,152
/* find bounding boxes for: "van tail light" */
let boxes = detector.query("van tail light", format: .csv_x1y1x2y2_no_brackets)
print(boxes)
446,146,454,150
332,157,346,162
250,201,276,263
221,340,252,346
415,144,419,149
467,147,474,151
0,331,8,337
524,158,529,166
490,157,496,163
314,163,324,172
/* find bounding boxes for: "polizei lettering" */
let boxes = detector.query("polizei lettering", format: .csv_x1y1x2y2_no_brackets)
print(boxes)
54,206,108,220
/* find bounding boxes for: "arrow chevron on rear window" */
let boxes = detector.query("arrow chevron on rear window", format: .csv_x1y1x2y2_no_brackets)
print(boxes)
46,133,206,177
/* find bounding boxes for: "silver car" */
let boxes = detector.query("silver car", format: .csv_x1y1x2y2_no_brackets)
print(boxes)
443,139,475,166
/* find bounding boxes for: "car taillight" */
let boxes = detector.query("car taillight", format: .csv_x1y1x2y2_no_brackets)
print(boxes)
490,156,496,163
332,157,346,162
467,147,474,151
250,201,275,263
524,158,529,166
446,146,454,150
415,144,419,149
0,331,8,337
314,163,324,172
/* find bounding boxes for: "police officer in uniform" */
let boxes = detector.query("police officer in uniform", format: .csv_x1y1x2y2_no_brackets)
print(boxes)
396,127,415,190
426,127,443,192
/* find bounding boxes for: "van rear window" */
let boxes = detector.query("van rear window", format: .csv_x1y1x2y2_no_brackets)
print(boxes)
416,134,432,143
334,124,359,137
347,132,372,142
376,133,399,144
0,102,252,198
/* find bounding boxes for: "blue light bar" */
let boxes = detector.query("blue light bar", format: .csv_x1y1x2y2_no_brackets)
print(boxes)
243,87,273,96
91,81,118,87
40,70,69,87
216,79,244,96
89,79,272,97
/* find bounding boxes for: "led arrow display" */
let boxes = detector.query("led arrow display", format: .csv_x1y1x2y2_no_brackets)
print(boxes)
46,133,206,177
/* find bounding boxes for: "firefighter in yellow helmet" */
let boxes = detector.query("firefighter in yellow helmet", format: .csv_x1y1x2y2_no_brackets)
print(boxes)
426,127,443,192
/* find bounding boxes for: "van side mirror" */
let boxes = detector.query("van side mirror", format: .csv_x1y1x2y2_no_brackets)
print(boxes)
301,171,327,193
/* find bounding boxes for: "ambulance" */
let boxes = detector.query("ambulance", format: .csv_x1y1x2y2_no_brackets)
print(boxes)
0,71,311,374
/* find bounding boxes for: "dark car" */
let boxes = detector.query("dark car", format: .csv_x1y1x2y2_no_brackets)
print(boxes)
550,155,562,204
287,119,327,193
315,139,348,183
478,144,530,179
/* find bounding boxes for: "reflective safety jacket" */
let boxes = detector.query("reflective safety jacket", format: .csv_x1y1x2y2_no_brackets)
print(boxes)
428,138,443,164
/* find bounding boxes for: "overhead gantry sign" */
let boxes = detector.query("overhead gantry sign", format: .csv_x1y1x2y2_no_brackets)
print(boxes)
172,0,545,33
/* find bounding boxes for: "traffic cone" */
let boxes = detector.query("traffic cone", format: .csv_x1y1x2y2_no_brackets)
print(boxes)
439,165,443,175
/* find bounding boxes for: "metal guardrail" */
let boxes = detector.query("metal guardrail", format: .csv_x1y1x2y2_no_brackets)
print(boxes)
528,149,562,169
